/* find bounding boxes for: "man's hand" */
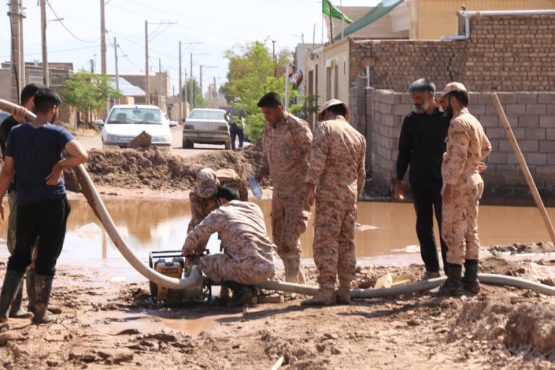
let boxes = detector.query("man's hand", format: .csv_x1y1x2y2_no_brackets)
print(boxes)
304,183,316,211
394,180,405,201
10,106,29,124
478,162,487,173
45,163,64,186
442,184,454,205
0,204,4,222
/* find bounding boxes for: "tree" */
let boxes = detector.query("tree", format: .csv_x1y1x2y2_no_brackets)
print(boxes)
221,41,301,141
62,72,120,123
182,78,206,109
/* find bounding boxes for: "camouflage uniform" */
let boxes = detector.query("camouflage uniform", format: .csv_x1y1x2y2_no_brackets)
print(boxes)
441,107,492,265
183,201,276,285
305,115,366,292
258,113,312,261
187,169,248,234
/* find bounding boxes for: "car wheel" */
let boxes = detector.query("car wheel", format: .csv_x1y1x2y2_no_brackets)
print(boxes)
183,140,194,149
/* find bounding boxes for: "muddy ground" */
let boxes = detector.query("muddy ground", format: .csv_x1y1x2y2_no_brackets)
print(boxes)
0,252,554,370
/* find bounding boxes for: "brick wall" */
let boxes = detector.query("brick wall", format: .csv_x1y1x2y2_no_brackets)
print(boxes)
349,14,555,92
367,89,555,205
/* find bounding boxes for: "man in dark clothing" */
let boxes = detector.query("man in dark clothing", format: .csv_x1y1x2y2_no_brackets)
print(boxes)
0,88,88,329
0,83,40,319
224,97,247,150
394,79,450,279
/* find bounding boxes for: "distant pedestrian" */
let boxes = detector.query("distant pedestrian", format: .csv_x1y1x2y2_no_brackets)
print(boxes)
395,79,450,279
302,99,366,306
255,92,312,283
0,88,88,329
439,82,491,296
224,97,247,150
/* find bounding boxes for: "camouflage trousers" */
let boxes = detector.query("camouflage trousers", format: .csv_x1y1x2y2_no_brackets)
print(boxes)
200,253,275,285
442,174,484,265
271,195,309,258
313,200,357,291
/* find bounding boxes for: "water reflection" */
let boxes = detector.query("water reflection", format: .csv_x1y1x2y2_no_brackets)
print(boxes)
1,199,554,265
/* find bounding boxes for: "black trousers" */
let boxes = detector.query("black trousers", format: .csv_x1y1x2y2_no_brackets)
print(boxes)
229,124,244,150
8,198,71,276
411,182,448,274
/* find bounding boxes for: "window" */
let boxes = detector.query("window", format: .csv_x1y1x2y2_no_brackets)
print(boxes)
107,107,162,124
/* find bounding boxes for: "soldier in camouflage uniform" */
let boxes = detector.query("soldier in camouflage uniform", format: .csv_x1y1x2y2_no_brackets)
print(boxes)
188,168,248,236
302,99,366,306
256,92,313,283
440,82,492,296
183,187,277,307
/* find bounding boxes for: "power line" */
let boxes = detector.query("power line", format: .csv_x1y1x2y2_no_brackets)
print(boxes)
45,0,98,43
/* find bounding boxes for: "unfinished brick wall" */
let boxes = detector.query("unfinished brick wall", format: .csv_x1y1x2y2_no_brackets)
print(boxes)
368,89,555,205
350,14,555,92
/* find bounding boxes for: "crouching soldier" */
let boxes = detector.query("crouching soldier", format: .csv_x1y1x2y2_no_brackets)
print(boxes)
188,168,248,235
182,187,276,307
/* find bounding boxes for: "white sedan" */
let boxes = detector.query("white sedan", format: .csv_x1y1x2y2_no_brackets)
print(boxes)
99,105,172,148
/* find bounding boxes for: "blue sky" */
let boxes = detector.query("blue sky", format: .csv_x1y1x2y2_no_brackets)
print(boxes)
0,0,379,93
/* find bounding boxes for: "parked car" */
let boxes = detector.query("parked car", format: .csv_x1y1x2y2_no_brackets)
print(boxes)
99,105,172,149
182,108,230,149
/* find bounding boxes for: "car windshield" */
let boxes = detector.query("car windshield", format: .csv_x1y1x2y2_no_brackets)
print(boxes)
188,110,225,120
107,107,163,124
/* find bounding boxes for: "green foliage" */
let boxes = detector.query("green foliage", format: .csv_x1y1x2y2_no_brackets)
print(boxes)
221,41,302,141
183,78,206,109
62,72,120,115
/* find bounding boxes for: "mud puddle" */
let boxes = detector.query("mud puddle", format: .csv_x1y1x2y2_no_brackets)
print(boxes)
1,199,554,273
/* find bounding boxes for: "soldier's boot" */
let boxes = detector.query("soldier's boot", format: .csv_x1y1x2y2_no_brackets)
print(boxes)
438,264,464,297
336,281,353,305
0,270,25,329
284,256,305,283
462,260,480,295
26,269,61,315
225,281,256,308
301,288,336,307
8,281,33,319
32,275,58,325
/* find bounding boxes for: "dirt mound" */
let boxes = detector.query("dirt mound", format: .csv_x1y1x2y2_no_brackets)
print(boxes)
489,242,555,255
451,298,555,360
83,146,265,191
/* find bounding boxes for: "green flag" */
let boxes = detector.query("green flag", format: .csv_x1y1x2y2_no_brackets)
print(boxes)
322,0,353,24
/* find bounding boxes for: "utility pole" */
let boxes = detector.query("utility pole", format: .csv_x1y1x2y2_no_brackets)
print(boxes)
144,20,149,104
199,65,203,98
178,41,182,121
40,0,48,86
272,40,276,77
8,0,25,103
113,37,119,91
100,0,106,75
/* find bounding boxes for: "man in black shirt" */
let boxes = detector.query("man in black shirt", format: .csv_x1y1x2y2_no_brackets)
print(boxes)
0,83,40,319
394,79,450,279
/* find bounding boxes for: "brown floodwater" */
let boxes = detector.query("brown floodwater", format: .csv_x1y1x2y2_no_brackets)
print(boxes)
2,198,554,267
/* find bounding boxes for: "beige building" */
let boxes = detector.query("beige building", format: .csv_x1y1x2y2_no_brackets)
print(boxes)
304,0,555,121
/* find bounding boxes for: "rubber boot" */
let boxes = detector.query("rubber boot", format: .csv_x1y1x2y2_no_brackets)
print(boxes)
301,288,336,307
27,270,62,315
32,274,58,324
284,256,306,284
224,281,256,308
463,260,480,294
438,264,464,296
336,281,352,305
8,282,33,319
0,270,25,329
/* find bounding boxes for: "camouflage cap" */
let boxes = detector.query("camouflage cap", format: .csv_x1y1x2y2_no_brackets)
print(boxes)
441,82,467,98
317,99,351,122
194,168,220,198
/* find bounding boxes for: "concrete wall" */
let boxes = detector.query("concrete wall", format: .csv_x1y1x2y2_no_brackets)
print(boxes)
349,13,555,93
366,88,555,205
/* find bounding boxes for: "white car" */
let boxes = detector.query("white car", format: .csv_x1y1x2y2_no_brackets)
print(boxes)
99,105,172,149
